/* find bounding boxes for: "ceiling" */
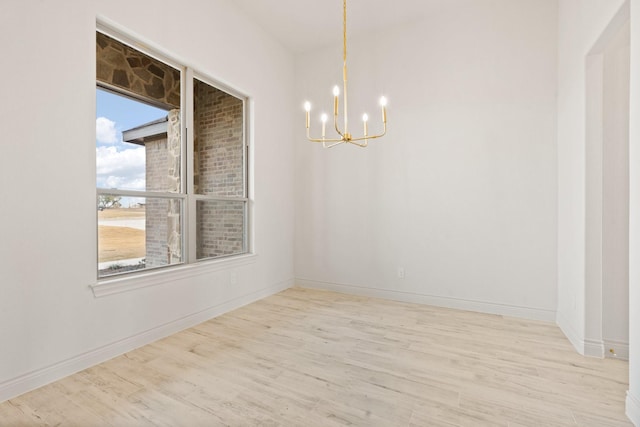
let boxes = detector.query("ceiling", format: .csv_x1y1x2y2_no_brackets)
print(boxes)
232,0,441,54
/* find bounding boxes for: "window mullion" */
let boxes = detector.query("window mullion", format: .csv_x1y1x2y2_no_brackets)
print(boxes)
185,67,197,264
96,189,186,199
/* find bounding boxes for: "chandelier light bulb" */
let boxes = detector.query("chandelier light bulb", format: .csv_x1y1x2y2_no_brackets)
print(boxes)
333,86,340,97
304,102,311,129
321,113,328,138
380,96,388,124
363,113,369,136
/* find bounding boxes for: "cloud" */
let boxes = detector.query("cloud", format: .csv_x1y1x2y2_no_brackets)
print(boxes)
103,175,146,191
96,117,118,144
96,145,146,190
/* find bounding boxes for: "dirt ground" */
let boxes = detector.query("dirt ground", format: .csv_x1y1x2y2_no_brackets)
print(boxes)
98,207,145,220
98,208,146,262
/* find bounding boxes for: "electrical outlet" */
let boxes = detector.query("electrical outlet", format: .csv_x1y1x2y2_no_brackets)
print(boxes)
398,267,405,279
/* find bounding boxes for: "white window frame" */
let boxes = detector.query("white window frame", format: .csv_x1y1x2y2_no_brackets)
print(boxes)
92,22,255,297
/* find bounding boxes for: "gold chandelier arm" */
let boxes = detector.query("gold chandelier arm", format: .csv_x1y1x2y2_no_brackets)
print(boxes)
306,127,344,143
349,132,386,143
324,140,346,148
333,112,345,137
307,137,345,144
349,140,368,148
348,122,387,143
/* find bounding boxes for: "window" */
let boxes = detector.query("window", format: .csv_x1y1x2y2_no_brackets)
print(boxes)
96,30,249,279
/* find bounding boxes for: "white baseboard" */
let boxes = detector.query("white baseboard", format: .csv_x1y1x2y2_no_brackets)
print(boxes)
556,310,591,356
555,311,581,353
296,278,556,322
603,339,629,360
584,338,605,358
627,391,640,426
555,312,629,359
0,279,292,404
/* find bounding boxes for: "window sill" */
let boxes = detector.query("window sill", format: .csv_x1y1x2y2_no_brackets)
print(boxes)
90,253,258,298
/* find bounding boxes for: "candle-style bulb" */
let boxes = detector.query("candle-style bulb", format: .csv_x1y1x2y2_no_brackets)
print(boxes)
333,86,340,97
304,102,311,129
363,113,369,136
321,113,327,138
379,96,387,107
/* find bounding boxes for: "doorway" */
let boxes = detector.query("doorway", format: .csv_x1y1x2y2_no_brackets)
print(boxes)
585,10,630,359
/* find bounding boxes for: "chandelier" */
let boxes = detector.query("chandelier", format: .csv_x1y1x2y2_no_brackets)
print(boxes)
304,0,388,148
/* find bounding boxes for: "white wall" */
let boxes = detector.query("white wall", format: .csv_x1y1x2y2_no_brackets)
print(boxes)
602,21,630,357
294,0,558,321
584,50,604,355
0,0,295,401
628,1,640,423
556,0,625,353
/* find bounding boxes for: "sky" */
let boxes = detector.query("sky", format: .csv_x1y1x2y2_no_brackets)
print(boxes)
96,88,168,199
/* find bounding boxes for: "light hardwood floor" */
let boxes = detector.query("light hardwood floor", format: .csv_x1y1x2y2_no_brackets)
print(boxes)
0,287,631,426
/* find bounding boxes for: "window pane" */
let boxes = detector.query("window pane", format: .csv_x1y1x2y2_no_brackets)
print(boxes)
96,32,181,193
98,196,183,277
196,200,246,260
193,79,244,197
96,31,250,279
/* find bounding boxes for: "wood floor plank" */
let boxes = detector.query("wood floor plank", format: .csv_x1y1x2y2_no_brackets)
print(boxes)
0,287,632,426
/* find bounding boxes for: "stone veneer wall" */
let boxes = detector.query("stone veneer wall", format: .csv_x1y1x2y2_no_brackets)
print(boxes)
194,80,245,259
97,32,180,108
145,110,182,268
166,111,182,265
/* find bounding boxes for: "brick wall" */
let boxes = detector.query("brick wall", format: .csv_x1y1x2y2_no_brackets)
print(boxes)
196,200,245,258
194,80,245,259
194,80,244,197
145,198,167,267
145,136,168,192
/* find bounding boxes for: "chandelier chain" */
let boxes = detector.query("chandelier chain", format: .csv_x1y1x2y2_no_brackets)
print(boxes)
343,0,347,63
